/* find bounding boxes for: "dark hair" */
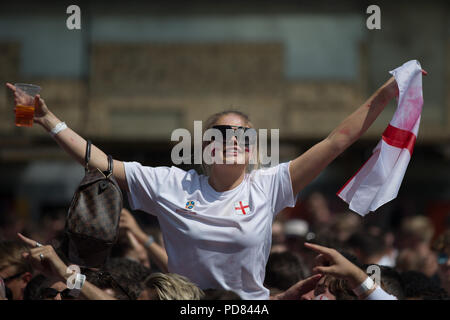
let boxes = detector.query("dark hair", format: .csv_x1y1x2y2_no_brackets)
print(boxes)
347,232,386,262
0,241,32,274
82,268,131,300
328,277,358,300
23,274,48,300
105,257,152,300
109,229,134,259
400,270,448,300
362,264,405,299
201,289,242,300
264,252,306,291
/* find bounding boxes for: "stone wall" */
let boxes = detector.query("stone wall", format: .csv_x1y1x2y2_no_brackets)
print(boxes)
1,41,449,144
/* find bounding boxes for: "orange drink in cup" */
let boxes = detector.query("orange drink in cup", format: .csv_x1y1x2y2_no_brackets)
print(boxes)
14,83,41,127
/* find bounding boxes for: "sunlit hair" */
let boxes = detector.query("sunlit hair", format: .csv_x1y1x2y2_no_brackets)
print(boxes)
144,272,204,300
0,241,32,274
201,110,259,175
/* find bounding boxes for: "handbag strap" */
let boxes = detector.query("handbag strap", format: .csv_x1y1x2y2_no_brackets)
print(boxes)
103,155,114,178
85,140,92,171
85,140,113,177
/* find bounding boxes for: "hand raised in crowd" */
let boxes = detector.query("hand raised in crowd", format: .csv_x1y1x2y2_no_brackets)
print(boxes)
17,233,69,282
120,208,147,242
126,230,151,268
17,233,117,300
271,274,323,300
120,208,169,273
6,83,50,126
304,242,368,290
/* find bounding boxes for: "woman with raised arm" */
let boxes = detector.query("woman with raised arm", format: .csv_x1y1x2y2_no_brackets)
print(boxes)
5,72,423,299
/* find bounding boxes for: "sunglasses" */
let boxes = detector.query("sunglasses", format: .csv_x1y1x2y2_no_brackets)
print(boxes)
210,125,257,147
40,287,75,300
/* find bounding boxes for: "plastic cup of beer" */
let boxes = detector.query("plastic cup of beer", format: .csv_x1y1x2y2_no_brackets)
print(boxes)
14,83,41,127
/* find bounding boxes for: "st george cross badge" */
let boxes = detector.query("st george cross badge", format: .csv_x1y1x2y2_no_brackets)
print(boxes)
234,201,251,215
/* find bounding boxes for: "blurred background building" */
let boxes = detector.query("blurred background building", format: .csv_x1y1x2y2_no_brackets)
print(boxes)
0,1,448,234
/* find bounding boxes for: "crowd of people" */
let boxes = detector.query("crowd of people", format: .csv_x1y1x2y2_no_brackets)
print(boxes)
1,195,448,300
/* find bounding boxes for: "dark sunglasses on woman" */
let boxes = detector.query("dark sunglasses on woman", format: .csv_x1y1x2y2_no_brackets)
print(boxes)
210,125,257,147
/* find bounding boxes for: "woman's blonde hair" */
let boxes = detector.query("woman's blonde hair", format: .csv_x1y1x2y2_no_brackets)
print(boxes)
144,272,204,300
201,110,259,175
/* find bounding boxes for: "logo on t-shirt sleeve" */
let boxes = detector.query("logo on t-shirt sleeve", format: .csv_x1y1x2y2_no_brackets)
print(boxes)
234,201,251,215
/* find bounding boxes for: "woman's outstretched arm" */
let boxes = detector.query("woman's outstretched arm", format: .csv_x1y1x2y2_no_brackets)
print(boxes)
6,83,128,192
289,76,400,195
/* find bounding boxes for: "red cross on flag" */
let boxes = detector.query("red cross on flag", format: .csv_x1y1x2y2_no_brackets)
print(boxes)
234,201,250,215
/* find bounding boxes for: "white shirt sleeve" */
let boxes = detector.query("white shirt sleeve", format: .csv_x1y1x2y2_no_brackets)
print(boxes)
366,286,397,300
251,161,297,215
123,161,172,215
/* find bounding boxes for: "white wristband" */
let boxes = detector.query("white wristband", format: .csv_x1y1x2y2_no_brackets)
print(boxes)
74,273,86,290
353,276,375,296
50,121,68,137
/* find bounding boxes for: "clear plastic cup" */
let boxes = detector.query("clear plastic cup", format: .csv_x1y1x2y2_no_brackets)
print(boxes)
14,83,41,127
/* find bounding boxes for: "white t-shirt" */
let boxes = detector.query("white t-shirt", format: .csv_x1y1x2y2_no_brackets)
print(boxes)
123,161,296,300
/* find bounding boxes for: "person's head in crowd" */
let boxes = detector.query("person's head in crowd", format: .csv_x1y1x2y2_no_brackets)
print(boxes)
432,229,450,295
362,264,405,299
201,289,242,300
329,212,362,243
396,247,438,278
82,268,132,300
364,223,398,268
398,215,435,251
300,251,360,300
264,251,306,294
300,275,342,300
327,277,358,300
23,274,74,300
283,219,315,255
0,241,33,300
201,110,258,176
142,272,204,300
305,192,332,231
400,270,448,300
378,266,405,299
110,229,150,269
105,257,152,300
346,231,387,265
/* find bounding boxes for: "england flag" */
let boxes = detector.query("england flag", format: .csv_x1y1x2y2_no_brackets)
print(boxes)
337,60,424,216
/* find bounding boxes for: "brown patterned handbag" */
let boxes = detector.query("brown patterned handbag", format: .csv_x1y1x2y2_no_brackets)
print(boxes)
61,140,123,268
